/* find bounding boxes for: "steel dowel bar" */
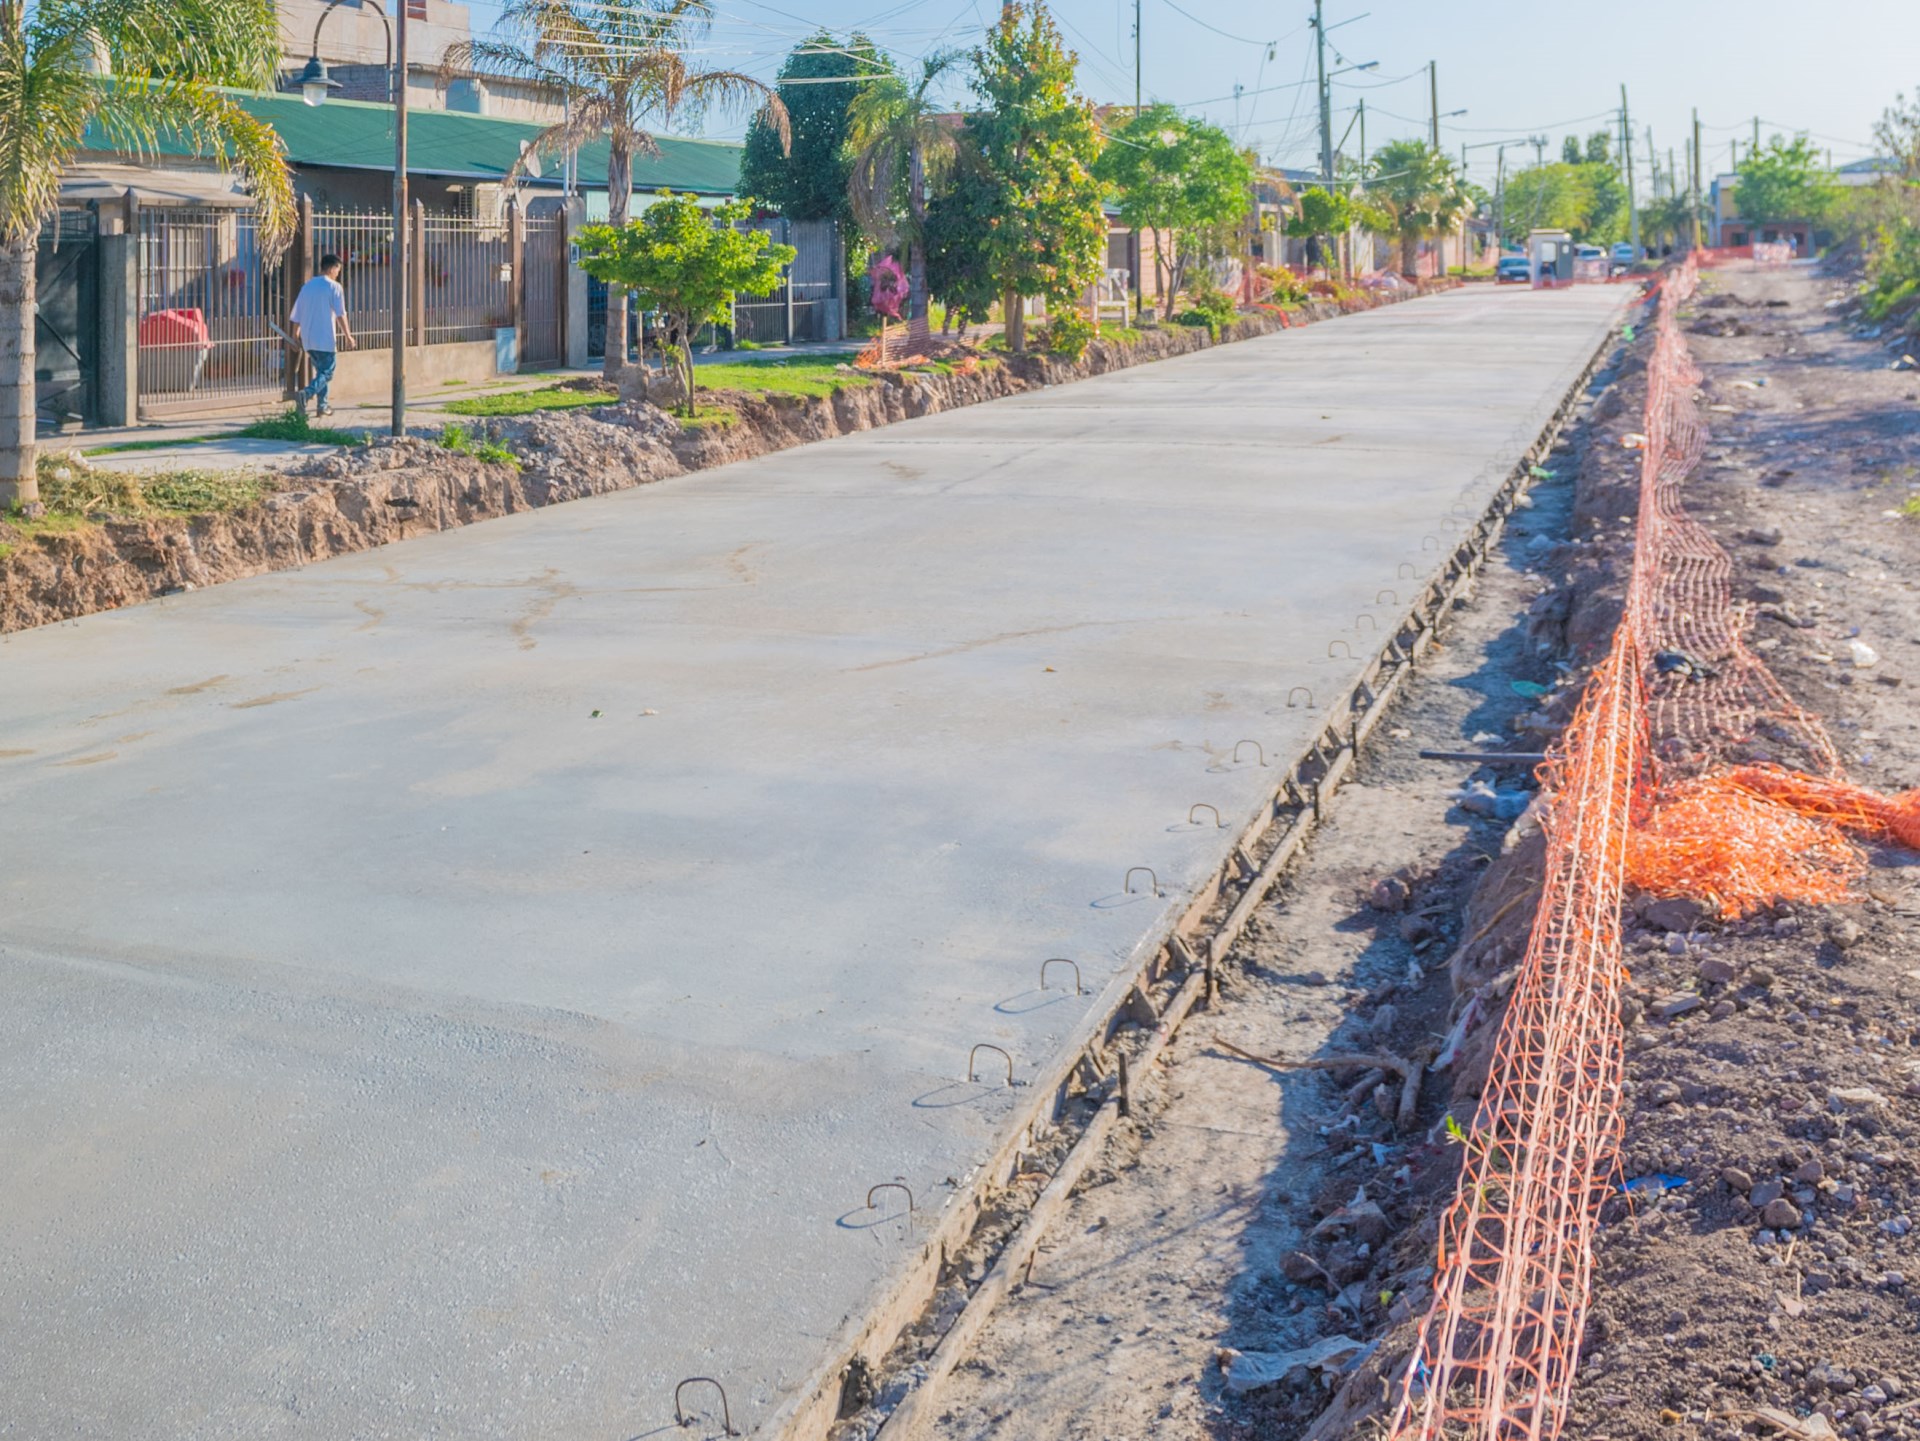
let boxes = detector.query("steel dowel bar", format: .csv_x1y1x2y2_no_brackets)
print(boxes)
1122,866,1160,897
1232,739,1267,766
1187,803,1223,829
966,1044,1014,1086
675,1377,737,1436
1327,640,1354,660
1376,588,1398,605
1039,958,1083,995
1354,614,1378,633
1286,686,1314,709
1398,562,1417,579
866,1183,915,1214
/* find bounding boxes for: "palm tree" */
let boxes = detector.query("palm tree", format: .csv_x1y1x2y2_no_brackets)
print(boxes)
446,0,788,381
1361,139,1465,277
845,52,961,348
0,0,293,510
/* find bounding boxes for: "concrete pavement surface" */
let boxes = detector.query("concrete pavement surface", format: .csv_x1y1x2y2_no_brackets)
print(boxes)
0,284,1624,1438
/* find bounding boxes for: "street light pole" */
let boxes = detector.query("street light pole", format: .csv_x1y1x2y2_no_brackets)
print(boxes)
393,0,408,437
1314,0,1332,184
300,0,408,438
1428,61,1439,151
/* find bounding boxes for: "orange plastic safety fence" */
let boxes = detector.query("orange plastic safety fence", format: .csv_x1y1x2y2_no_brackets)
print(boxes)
1386,252,1823,1441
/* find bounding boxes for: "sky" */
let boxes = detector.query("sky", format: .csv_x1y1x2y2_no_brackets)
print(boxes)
459,0,1913,187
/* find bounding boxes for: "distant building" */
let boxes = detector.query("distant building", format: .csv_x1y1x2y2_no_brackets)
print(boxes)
274,0,563,121
1709,157,1898,249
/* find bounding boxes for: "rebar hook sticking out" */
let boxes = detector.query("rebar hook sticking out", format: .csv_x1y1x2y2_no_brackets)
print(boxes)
1187,802,1223,829
1328,639,1355,659
866,1182,914,1214
1123,866,1161,896
1376,588,1398,605
1397,562,1417,579
1354,614,1378,632
674,1377,736,1436
1040,957,1083,994
1232,739,1267,766
1287,686,1315,709
968,1042,1014,1085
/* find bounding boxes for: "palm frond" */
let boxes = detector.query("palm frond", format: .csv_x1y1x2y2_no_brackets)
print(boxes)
0,10,93,242
93,74,295,254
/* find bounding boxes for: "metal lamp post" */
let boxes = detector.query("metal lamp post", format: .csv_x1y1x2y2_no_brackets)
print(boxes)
297,0,408,438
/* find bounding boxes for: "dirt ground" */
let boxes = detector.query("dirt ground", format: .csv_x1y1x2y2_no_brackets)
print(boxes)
910,262,1920,1441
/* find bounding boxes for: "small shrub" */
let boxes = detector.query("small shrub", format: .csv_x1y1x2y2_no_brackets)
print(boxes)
439,423,520,468
1043,311,1096,360
1176,280,1239,340
1257,266,1309,306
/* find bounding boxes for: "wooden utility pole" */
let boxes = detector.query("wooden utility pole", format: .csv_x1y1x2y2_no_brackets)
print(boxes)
1622,84,1638,255
1692,108,1703,248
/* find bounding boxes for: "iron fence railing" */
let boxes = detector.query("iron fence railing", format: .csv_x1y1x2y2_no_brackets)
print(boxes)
421,213,510,345
135,206,289,406
309,210,397,352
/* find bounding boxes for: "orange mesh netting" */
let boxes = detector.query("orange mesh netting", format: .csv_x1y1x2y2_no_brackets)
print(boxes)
1385,255,1915,1440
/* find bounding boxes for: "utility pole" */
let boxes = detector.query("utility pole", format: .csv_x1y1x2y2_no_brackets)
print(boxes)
1692,108,1703,248
1753,115,1760,152
1132,0,1142,320
392,0,408,437
1429,60,1439,151
1495,145,1506,252
1622,84,1638,255
1314,0,1332,184
1358,98,1366,170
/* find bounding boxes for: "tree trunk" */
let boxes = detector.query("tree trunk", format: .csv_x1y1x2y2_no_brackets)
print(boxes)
603,131,632,381
680,332,696,419
907,144,930,347
1003,288,1024,353
0,235,38,510
1400,233,1417,277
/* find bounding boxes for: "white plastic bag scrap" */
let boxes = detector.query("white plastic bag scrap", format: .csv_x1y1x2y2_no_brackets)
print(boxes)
1221,1335,1376,1393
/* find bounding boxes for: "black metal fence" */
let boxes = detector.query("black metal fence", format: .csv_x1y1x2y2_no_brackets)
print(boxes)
37,210,99,429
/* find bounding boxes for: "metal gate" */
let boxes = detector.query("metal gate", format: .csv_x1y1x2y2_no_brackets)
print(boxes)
521,213,564,368
136,206,289,410
37,210,98,430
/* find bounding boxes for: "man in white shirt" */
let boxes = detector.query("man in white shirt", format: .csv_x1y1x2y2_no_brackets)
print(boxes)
288,254,355,417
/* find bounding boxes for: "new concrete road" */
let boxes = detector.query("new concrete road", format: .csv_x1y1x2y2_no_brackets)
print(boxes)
0,284,1623,1438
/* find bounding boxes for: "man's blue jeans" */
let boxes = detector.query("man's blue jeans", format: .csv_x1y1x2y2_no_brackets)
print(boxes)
299,350,337,408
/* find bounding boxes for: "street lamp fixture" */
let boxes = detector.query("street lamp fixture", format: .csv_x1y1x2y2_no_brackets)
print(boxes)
297,55,342,107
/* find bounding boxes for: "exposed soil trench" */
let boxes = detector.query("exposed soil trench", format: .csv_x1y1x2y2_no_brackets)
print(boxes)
898,264,1919,1441
0,284,1452,635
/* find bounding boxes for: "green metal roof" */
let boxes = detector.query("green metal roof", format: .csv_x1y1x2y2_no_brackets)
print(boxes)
82,89,743,195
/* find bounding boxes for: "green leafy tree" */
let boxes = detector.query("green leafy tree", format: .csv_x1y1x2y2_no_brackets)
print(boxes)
446,0,788,381
1734,135,1839,226
0,0,293,508
1285,186,1351,271
1561,135,1583,165
962,2,1107,353
1500,160,1627,245
923,157,1000,334
846,51,962,344
1585,131,1612,166
576,193,796,415
739,32,889,223
1875,93,1920,181
1096,104,1251,317
1362,139,1466,275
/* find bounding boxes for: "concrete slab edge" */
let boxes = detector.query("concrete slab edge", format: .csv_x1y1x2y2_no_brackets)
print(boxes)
752,302,1637,1441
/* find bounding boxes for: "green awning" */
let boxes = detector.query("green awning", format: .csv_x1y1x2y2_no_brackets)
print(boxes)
81,88,743,195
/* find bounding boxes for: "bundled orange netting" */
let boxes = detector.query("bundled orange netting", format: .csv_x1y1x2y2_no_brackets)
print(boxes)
1387,255,1915,1441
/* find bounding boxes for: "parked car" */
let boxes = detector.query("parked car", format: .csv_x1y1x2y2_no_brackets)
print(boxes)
1575,244,1606,263
1495,255,1531,284
1611,242,1638,267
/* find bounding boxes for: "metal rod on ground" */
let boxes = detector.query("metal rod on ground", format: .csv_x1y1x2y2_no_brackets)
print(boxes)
1417,750,1548,765
874,966,1208,1441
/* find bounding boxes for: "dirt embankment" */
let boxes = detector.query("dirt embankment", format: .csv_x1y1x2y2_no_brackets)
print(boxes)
0,281,1456,635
